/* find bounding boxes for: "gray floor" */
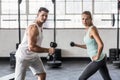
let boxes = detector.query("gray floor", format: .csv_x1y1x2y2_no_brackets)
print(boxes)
0,58,120,80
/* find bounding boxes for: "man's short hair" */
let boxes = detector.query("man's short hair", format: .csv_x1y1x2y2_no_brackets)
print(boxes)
38,7,49,13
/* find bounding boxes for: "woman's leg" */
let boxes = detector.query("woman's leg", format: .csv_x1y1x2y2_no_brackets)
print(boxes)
99,57,112,80
78,61,101,80
78,56,109,80
99,64,112,80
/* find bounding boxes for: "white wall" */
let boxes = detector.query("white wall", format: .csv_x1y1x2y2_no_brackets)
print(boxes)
0,28,119,57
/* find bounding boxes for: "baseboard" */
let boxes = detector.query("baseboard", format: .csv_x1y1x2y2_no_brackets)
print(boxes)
0,57,110,61
0,57,10,61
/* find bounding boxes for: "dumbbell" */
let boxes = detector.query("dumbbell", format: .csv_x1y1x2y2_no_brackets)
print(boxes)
50,42,57,60
47,42,62,67
47,42,57,61
70,42,75,47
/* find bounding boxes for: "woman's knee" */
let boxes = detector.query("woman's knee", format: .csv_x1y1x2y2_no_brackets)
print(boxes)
78,76,87,80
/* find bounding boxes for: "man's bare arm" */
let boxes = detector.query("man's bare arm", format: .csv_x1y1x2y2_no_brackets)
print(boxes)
27,25,49,53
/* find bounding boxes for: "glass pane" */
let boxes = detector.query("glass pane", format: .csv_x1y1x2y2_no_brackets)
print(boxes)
29,0,53,14
94,1,117,14
63,15,83,28
1,15,27,28
20,15,27,28
66,2,82,14
1,0,17,14
1,0,26,14
93,15,113,28
56,1,65,15
83,1,92,12
1,15,18,28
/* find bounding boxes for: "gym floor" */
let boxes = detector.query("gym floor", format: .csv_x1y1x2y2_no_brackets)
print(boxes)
0,58,120,80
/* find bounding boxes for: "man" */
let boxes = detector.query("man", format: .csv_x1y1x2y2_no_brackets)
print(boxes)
15,7,54,80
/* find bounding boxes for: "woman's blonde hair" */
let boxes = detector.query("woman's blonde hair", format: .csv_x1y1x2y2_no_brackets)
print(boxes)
82,11,92,20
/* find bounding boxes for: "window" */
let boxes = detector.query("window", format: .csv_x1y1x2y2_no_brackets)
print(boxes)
0,0,26,28
93,0,118,28
0,0,118,29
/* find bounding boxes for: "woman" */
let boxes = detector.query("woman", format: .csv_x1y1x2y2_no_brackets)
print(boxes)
73,11,111,80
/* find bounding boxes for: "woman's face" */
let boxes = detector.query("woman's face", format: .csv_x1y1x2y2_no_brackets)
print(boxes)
82,14,92,27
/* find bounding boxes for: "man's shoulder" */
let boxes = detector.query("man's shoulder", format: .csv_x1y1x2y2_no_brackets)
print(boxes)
26,24,38,32
27,23,38,29
29,23,37,27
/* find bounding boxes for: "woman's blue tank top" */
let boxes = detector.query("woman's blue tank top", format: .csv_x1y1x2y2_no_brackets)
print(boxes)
84,26,105,61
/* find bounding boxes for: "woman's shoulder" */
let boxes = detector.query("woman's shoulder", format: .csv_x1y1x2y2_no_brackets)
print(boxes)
90,26,98,34
91,26,97,31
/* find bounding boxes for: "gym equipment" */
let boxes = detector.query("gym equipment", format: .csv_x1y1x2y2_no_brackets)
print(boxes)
109,48,120,63
47,42,62,67
9,0,22,69
47,42,57,61
47,0,62,68
47,48,62,67
111,0,120,67
9,0,22,70
10,51,16,69
15,0,22,51
6,0,22,79
112,14,115,26
0,73,15,80
70,42,75,47
18,0,22,44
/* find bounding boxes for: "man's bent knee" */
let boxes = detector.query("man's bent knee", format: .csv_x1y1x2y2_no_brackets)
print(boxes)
37,72,46,76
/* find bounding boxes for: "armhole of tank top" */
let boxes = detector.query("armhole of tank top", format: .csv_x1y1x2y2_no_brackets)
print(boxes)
35,23,41,35
88,26,93,37
89,26,94,33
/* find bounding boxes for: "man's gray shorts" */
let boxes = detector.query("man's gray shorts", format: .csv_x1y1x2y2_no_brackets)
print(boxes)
15,56,46,80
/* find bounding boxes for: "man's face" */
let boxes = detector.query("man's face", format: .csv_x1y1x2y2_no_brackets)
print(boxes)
37,11,48,23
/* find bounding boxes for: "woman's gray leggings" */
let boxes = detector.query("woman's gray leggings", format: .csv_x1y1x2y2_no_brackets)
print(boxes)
79,56,111,80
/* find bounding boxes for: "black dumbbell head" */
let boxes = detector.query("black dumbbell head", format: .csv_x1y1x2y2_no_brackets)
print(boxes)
70,42,75,47
50,42,57,48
